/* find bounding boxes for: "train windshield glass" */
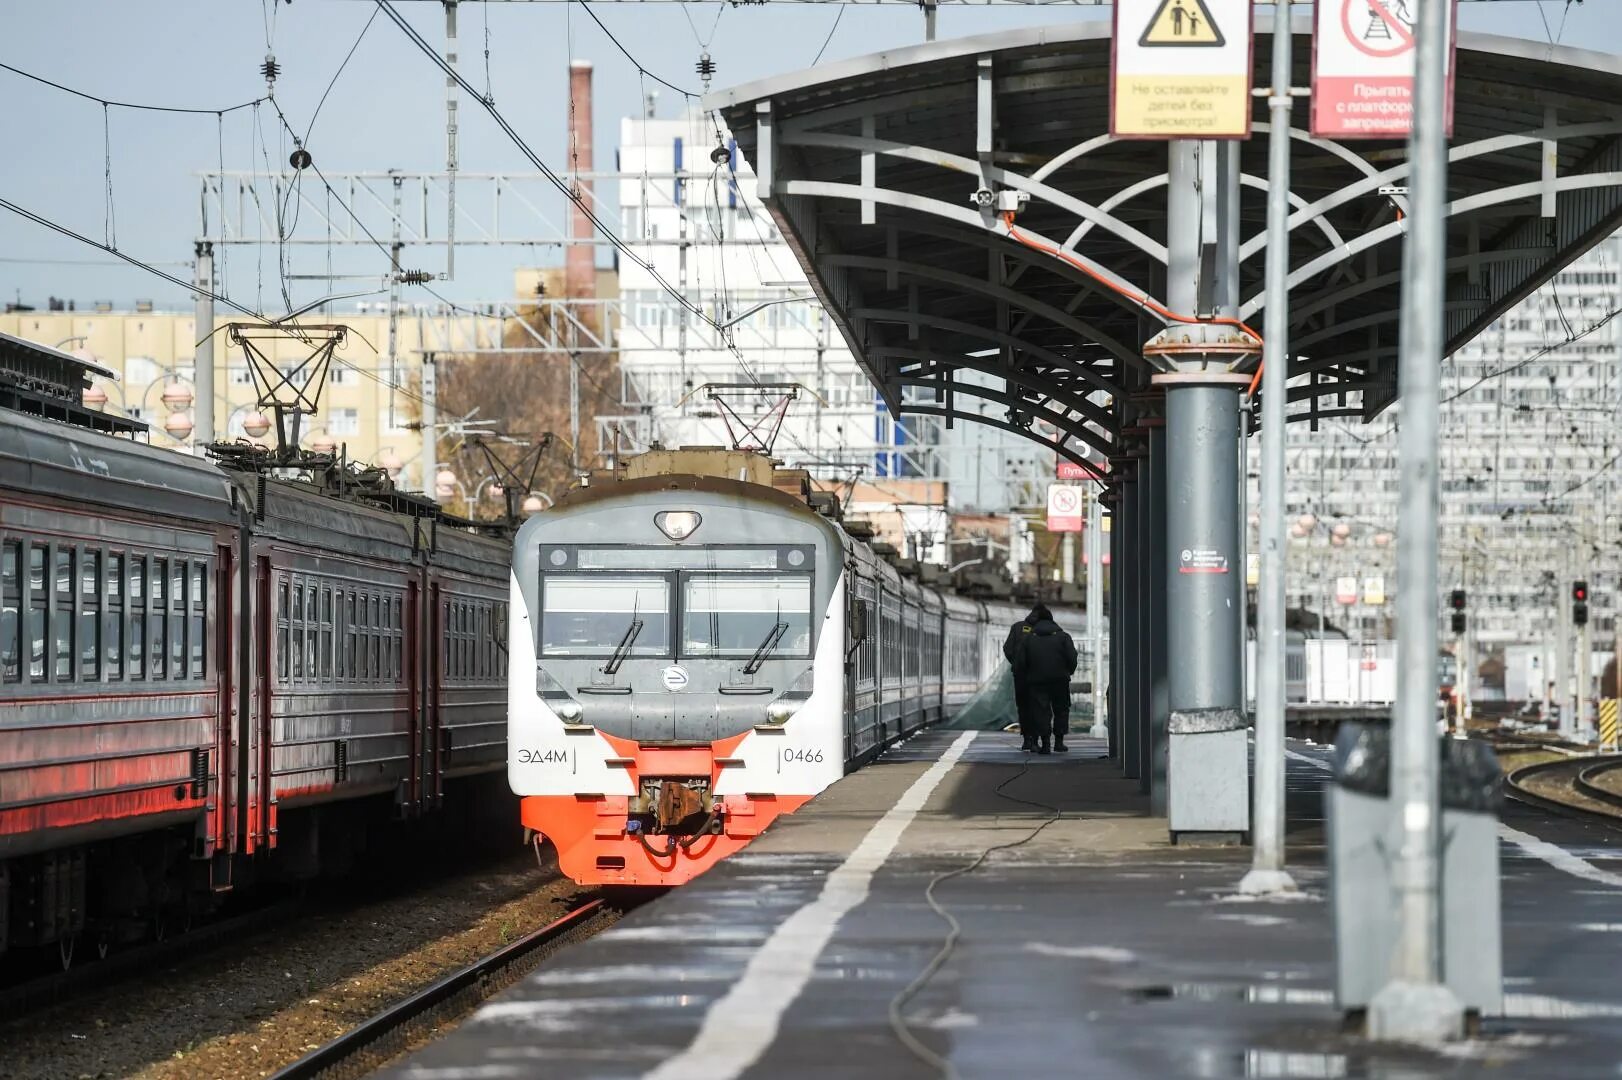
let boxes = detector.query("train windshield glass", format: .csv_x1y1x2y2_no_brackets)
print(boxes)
540,574,671,658
681,574,812,659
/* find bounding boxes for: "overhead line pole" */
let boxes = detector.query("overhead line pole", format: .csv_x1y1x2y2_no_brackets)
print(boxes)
1367,0,1466,1045
445,0,460,279
1239,0,1295,899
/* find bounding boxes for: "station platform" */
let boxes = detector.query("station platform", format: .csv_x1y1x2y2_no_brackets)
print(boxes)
390,731,1622,1080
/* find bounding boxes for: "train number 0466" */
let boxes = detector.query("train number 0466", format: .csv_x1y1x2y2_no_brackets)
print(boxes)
781,747,825,764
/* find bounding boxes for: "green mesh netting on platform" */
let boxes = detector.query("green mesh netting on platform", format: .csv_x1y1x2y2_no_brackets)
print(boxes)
941,663,1020,730
939,664,1097,732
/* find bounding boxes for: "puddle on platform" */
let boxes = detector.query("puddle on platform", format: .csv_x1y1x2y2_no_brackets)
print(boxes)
1503,992,1622,1019
1128,983,1335,1006
1026,942,1137,963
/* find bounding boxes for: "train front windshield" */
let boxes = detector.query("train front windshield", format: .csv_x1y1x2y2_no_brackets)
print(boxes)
681,575,812,659
536,544,815,662
540,575,672,658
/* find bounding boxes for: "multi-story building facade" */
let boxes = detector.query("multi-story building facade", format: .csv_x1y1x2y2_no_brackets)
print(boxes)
1259,235,1622,687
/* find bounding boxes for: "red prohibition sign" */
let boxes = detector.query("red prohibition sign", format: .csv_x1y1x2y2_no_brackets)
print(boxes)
1341,0,1415,59
1051,487,1079,513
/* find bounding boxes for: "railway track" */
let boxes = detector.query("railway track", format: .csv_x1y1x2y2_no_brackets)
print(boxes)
270,896,616,1080
1504,753,1622,823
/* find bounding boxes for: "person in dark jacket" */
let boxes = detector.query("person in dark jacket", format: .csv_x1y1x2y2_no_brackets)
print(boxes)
1003,608,1042,752
1013,604,1078,754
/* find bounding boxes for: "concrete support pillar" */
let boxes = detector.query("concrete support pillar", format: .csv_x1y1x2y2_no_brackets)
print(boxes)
1107,493,1123,759
1155,374,1249,715
1148,422,1170,814
1135,450,1152,792
1119,469,1141,780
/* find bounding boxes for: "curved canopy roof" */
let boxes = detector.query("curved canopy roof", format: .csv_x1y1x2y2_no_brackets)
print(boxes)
709,22,1622,467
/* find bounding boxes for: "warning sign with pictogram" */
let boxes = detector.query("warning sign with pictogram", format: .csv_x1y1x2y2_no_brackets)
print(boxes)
1047,483,1085,533
1139,0,1226,47
1112,0,1252,139
1311,0,1459,139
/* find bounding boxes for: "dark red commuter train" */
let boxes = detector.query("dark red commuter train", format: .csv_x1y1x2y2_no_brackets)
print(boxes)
0,338,510,964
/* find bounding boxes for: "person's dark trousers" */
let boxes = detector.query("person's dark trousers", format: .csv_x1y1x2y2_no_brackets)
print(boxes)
1015,680,1039,749
1031,679,1070,750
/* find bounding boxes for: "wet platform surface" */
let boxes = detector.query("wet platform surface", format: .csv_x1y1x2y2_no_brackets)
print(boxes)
389,731,1622,1079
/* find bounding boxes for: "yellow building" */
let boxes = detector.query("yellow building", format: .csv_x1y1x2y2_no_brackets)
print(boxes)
0,307,504,492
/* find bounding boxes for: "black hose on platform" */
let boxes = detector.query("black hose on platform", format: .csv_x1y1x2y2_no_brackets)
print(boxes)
887,757,1063,1078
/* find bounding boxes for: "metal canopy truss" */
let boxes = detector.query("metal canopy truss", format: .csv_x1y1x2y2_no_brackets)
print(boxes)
709,21,1622,468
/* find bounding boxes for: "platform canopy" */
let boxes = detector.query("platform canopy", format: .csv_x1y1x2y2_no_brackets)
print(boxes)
708,22,1622,467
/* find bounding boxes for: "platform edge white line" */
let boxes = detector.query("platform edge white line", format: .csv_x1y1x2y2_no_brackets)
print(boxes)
643,730,979,1080
1285,745,1622,890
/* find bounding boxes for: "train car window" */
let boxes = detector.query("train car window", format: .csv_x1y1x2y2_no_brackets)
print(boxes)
319,586,332,680
150,561,167,681
129,557,145,681
307,586,320,683
53,548,75,681
370,616,381,682
681,574,813,659
277,581,290,682
80,551,100,681
539,574,672,659
171,563,186,680
291,583,304,681
348,590,361,681
191,562,207,679
1,541,18,682
105,553,123,681
149,606,165,681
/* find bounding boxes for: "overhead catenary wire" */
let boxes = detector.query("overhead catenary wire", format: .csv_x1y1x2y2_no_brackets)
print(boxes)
0,61,266,115
372,0,718,334
304,7,381,147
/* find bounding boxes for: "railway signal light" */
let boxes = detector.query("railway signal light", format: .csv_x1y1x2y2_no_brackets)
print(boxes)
1451,611,1466,635
1449,589,1466,611
1574,580,1589,627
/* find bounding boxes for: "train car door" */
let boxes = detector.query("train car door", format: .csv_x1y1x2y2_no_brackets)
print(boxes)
250,555,276,851
206,542,235,887
422,579,443,814
406,576,424,816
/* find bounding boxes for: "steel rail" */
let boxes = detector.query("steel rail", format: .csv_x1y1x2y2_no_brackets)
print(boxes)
271,897,608,1080
1575,760,1622,812
1504,755,1622,823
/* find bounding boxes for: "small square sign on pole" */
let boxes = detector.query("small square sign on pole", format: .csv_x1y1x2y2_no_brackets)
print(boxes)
1112,0,1254,139
1311,0,1459,139
1047,483,1085,533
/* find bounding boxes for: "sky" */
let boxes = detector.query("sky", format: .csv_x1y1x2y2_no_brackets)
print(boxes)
1,0,1616,314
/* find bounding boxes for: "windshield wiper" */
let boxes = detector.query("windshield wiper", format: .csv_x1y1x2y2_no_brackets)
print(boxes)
603,594,644,675
743,620,789,675
603,619,643,674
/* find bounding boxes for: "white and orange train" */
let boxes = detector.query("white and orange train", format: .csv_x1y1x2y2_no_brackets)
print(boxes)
507,449,1085,886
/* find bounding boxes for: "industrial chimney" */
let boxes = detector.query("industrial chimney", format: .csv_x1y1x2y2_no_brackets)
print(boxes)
566,59,596,302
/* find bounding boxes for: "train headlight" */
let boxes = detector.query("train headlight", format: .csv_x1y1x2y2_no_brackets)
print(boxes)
655,511,702,541
555,701,583,723
765,701,797,725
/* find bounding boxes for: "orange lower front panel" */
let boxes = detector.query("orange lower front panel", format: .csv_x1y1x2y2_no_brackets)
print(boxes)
523,790,813,887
